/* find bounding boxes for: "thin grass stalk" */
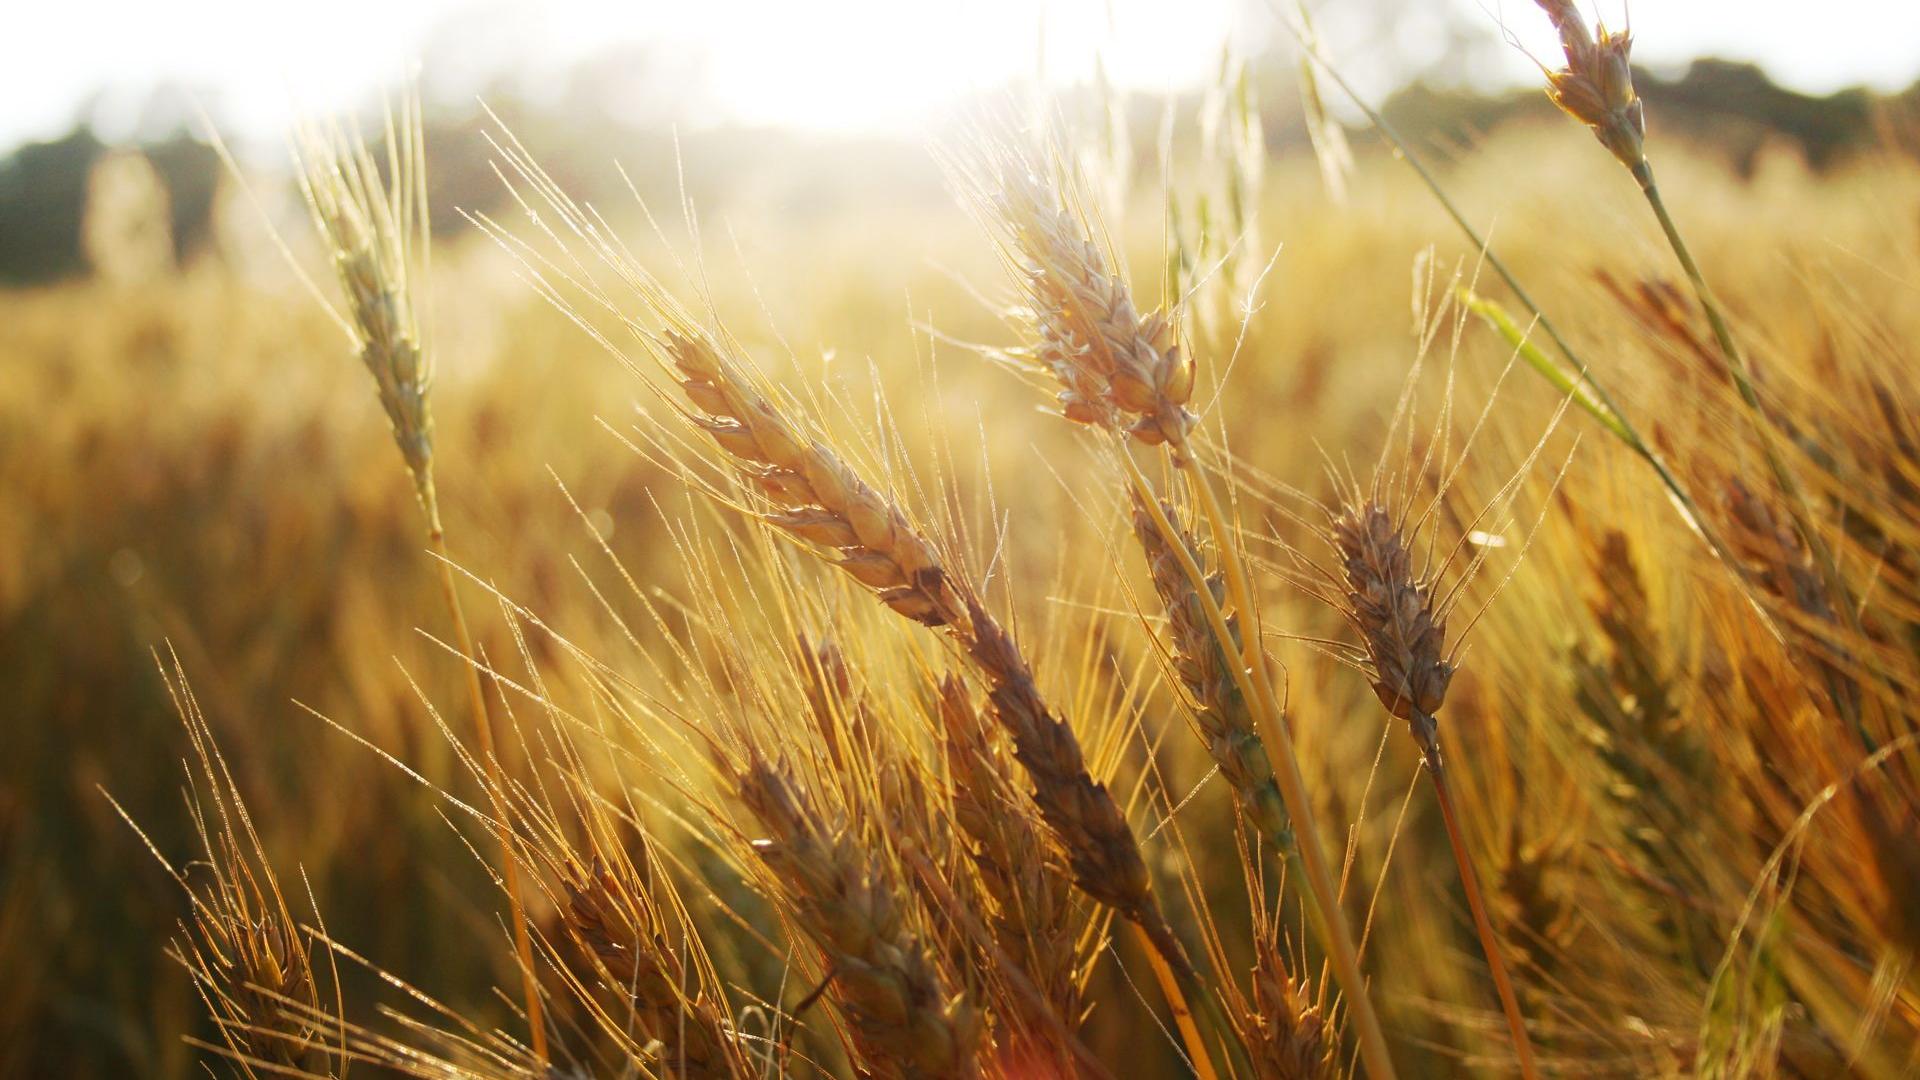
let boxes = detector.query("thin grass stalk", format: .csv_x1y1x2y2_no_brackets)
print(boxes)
1270,1,1760,609
1630,167,1872,733
1526,0,1874,735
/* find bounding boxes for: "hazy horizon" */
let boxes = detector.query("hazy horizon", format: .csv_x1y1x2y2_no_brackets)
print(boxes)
8,0,1920,153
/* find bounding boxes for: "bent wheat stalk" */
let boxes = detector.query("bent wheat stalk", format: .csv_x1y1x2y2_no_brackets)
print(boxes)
1528,0,1870,740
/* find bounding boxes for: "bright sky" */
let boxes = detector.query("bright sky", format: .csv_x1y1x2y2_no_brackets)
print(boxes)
5,0,1920,148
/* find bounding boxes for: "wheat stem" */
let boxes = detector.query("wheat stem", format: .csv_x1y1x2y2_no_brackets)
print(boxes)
1124,450,1399,1080
1275,4,1776,626
426,514,548,1064
1130,921,1221,1080
1426,750,1538,1080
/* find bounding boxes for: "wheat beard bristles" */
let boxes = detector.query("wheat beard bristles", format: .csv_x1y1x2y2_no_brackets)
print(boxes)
1132,496,1292,849
669,327,1175,968
667,330,963,629
560,861,731,1078
996,169,1197,452
738,759,982,1080
935,676,1082,1037
1333,502,1454,765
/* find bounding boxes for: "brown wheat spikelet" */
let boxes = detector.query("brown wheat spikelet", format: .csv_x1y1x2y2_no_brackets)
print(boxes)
737,757,982,1079
966,149,1196,452
1532,0,1645,170
298,105,548,1062
1494,826,1576,988
663,321,1179,975
666,328,966,629
799,635,868,773
1332,501,1455,765
935,675,1084,1041
1248,938,1336,1080
559,859,734,1078
1131,493,1292,849
957,593,1183,965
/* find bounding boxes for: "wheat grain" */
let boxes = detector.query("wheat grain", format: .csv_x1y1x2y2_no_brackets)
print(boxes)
738,757,983,1079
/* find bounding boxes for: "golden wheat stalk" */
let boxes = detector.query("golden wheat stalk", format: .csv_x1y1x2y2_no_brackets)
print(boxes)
294,104,548,1064
558,856,735,1077
934,674,1084,1046
1529,0,1872,738
1131,491,1292,851
482,124,1218,1076
105,652,341,1077
1329,498,1539,1079
659,320,1226,1076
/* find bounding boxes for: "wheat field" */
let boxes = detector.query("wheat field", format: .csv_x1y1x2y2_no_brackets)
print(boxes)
7,8,1920,1076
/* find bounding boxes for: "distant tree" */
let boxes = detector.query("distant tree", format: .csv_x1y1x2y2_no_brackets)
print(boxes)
0,127,102,285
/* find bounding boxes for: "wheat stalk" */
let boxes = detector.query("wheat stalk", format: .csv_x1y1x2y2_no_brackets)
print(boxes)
1529,0,1872,739
960,134,1396,1080
105,653,341,1078
1131,492,1292,851
934,674,1084,1047
558,857,735,1078
659,318,1227,1076
1329,499,1538,1078
295,105,548,1064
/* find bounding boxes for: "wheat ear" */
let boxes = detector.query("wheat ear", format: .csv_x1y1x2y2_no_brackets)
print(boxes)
966,140,1397,1080
1132,492,1292,850
935,674,1083,1044
1332,499,1538,1078
559,857,735,1078
295,108,547,1063
661,323,1221,1075
738,756,983,1079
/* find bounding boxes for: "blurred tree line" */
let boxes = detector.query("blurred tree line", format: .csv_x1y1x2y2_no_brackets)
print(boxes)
2,56,1917,288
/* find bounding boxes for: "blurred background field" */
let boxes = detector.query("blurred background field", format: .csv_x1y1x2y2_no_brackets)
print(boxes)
9,2,1920,1076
